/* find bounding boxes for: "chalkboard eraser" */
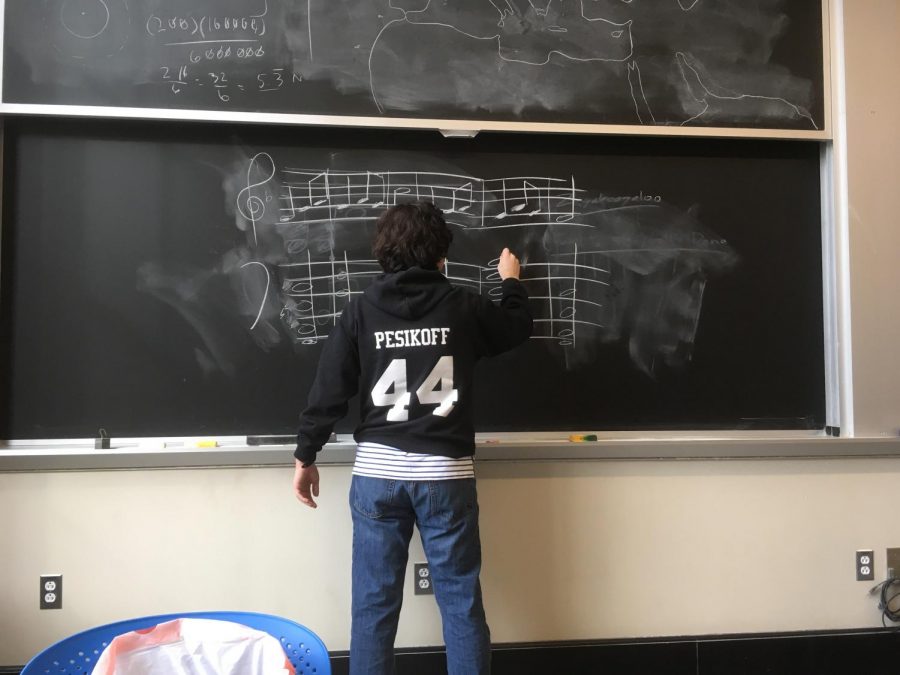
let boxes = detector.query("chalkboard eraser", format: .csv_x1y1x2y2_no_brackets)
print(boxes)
246,435,295,446
247,433,338,445
95,427,110,449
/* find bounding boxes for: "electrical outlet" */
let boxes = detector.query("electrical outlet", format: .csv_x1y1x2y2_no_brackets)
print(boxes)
856,551,875,581
40,574,63,609
414,563,433,595
887,548,900,579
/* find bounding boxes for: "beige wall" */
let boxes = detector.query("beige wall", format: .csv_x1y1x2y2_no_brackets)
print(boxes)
3,0,900,667
845,0,900,434
3,458,900,664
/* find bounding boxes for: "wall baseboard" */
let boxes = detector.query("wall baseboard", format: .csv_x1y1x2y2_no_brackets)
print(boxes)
329,627,899,675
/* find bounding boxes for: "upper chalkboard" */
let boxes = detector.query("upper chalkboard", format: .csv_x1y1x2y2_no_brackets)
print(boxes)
2,0,825,131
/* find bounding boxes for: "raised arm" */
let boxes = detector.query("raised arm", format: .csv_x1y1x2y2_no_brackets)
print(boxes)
476,248,533,357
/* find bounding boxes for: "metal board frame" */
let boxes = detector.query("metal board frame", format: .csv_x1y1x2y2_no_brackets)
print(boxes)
2,436,900,472
0,0,871,469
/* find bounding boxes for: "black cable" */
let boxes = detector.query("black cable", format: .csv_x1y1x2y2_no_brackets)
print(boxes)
885,589,900,623
870,578,900,628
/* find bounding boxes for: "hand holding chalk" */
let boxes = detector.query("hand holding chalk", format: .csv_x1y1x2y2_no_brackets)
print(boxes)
498,247,521,280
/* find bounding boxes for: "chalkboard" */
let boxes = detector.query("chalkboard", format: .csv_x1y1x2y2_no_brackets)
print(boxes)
0,117,825,439
2,0,825,131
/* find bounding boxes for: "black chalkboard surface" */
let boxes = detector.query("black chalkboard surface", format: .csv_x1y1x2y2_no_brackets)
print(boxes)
3,0,824,130
0,117,824,439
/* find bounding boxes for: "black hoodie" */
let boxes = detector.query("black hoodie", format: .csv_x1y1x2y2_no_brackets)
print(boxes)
295,267,532,464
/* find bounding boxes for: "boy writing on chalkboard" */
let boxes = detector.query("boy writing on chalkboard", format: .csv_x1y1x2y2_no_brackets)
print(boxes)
292,201,532,675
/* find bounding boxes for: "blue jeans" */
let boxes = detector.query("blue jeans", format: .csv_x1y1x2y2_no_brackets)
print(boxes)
349,475,491,675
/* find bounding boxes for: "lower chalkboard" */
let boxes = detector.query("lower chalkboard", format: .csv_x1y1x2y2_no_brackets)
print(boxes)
0,118,824,439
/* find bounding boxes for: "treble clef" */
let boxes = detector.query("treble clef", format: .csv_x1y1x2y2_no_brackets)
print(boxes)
237,152,276,247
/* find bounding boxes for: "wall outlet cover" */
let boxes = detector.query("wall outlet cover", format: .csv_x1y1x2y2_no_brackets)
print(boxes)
856,550,875,581
414,563,433,595
40,574,63,610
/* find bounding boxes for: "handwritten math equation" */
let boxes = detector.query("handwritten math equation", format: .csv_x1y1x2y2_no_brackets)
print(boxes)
147,1,303,102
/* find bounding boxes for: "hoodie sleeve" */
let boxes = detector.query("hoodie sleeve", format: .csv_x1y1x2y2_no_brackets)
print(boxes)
295,309,361,465
476,278,533,357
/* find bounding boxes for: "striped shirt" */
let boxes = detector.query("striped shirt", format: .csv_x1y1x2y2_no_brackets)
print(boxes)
352,442,475,480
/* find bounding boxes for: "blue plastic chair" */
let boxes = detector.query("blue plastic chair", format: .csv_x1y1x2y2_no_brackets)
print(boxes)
21,610,330,675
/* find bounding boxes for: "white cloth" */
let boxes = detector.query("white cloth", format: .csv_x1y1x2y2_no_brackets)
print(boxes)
91,618,292,675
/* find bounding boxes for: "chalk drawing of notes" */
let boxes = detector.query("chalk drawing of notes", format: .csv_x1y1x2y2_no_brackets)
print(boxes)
280,171,333,222
355,171,389,208
278,253,380,344
445,180,475,215
483,176,581,224
508,245,610,347
425,175,483,221
279,169,418,223
225,153,735,373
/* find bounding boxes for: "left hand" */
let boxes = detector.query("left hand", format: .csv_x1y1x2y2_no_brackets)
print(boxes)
292,460,320,509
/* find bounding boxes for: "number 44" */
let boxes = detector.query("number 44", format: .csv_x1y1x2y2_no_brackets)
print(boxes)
371,356,458,421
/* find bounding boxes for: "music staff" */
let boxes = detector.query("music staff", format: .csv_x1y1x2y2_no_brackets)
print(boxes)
276,167,584,227
235,155,663,349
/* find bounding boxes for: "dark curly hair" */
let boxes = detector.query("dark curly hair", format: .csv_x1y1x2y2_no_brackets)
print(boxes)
372,201,453,272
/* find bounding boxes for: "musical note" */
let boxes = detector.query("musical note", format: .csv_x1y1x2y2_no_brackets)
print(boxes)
496,179,510,219
556,176,577,223
448,181,473,214
518,181,542,216
280,184,306,221
336,174,353,211
359,171,386,207
392,185,411,205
